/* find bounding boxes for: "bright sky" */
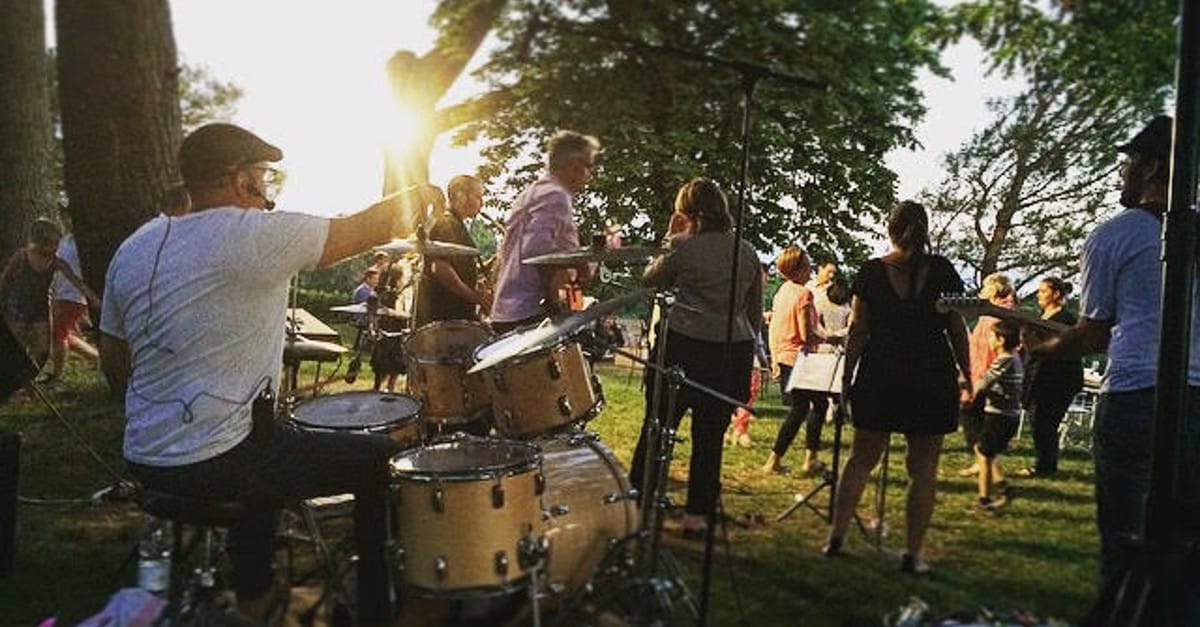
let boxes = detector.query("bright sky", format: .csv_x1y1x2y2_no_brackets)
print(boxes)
77,1,1021,219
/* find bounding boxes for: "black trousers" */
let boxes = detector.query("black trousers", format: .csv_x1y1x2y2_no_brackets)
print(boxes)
1029,384,1080,474
630,330,753,517
770,363,831,457
130,425,402,626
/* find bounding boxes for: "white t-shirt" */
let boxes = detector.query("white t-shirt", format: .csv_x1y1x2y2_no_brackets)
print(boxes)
100,208,328,466
1079,207,1200,392
52,234,86,304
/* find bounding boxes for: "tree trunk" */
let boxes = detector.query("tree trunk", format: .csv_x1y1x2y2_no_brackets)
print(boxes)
56,0,181,294
0,0,55,263
383,0,507,196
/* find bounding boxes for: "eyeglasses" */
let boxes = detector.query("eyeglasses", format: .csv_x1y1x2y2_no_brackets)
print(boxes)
241,165,282,187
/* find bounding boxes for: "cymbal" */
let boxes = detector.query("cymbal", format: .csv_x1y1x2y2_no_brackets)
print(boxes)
376,238,480,257
523,245,668,266
329,302,410,318
470,288,652,374
283,334,348,362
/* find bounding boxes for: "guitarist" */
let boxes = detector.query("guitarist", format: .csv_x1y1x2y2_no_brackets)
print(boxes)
1023,116,1199,611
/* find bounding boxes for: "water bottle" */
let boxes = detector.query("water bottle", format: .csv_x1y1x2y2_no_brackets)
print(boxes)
136,517,173,594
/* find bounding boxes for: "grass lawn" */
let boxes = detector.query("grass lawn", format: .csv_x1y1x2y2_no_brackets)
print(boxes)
0,356,1099,625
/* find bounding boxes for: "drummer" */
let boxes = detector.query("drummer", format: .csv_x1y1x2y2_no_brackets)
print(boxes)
412,174,492,326
490,130,599,334
99,123,436,626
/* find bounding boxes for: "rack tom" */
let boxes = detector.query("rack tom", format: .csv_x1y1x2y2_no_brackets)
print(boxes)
404,321,493,429
390,436,545,596
474,334,601,438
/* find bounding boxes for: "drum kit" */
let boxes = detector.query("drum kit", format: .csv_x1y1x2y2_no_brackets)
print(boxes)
283,241,705,625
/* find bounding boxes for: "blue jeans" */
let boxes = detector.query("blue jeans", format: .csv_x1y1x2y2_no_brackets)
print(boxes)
1093,387,1200,587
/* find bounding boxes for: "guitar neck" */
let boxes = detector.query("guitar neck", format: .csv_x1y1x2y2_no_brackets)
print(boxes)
936,297,1071,334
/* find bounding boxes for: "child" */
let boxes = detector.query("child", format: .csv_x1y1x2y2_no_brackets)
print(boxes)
971,318,1024,511
0,219,96,371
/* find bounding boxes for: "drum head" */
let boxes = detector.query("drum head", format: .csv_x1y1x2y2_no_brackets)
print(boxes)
391,437,540,480
473,329,551,365
291,391,421,431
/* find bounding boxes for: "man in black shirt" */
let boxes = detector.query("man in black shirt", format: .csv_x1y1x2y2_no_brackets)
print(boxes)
414,175,491,325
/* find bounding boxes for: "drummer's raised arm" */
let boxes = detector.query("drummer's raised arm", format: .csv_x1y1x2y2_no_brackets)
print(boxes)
319,185,443,267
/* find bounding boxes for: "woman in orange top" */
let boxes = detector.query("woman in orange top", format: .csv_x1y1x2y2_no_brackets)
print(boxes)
958,273,1016,476
762,246,831,475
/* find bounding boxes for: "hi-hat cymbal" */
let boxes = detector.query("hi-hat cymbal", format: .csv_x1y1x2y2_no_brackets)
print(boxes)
283,334,348,363
329,302,410,318
524,245,668,266
376,238,480,257
470,288,652,374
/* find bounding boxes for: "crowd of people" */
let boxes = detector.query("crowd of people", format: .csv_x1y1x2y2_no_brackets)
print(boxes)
1,112,1186,623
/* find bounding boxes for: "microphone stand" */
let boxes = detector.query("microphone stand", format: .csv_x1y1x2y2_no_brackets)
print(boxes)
554,25,825,625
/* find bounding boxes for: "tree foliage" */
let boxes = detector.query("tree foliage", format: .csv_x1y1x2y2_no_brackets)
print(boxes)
454,0,944,264
178,63,243,132
927,0,1175,290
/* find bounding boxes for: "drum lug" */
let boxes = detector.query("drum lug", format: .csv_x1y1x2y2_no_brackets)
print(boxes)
517,533,548,570
494,550,509,576
492,371,507,393
432,486,445,513
434,555,448,580
602,491,624,505
491,483,505,509
391,544,406,573
501,409,515,433
557,395,573,417
548,504,569,517
535,472,546,496
547,357,563,380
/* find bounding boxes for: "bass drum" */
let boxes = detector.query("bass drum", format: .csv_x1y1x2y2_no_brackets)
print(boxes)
537,431,638,603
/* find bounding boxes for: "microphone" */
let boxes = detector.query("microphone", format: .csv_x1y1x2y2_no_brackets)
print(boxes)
245,183,276,210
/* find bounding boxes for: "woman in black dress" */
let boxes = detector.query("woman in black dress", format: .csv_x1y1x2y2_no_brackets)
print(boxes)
1019,277,1083,477
823,201,971,574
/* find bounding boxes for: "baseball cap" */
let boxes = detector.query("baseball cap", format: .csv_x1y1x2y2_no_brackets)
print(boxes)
1118,115,1172,162
179,123,283,186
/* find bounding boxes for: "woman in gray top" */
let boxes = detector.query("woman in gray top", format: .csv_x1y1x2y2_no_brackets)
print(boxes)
629,178,763,537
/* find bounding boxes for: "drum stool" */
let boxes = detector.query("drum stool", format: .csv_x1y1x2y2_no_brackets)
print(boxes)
134,489,289,625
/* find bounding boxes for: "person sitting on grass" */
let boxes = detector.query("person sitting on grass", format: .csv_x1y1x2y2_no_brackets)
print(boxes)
970,318,1024,512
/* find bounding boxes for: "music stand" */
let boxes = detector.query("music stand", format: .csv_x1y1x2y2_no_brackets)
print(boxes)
774,349,882,549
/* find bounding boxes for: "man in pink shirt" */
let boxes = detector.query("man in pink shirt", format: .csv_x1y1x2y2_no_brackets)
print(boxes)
490,130,599,333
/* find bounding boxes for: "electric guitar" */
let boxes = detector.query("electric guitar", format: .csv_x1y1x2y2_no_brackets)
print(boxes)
935,295,1071,334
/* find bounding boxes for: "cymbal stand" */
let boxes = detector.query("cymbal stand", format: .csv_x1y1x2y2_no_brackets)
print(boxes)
345,295,381,384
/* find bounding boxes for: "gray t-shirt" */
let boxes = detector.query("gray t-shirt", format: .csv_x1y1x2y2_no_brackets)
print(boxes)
977,353,1023,418
101,208,328,466
1079,208,1200,392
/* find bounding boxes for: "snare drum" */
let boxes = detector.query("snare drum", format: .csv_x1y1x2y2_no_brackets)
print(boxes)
404,321,494,427
537,431,638,601
474,334,600,438
289,391,423,449
390,436,545,596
